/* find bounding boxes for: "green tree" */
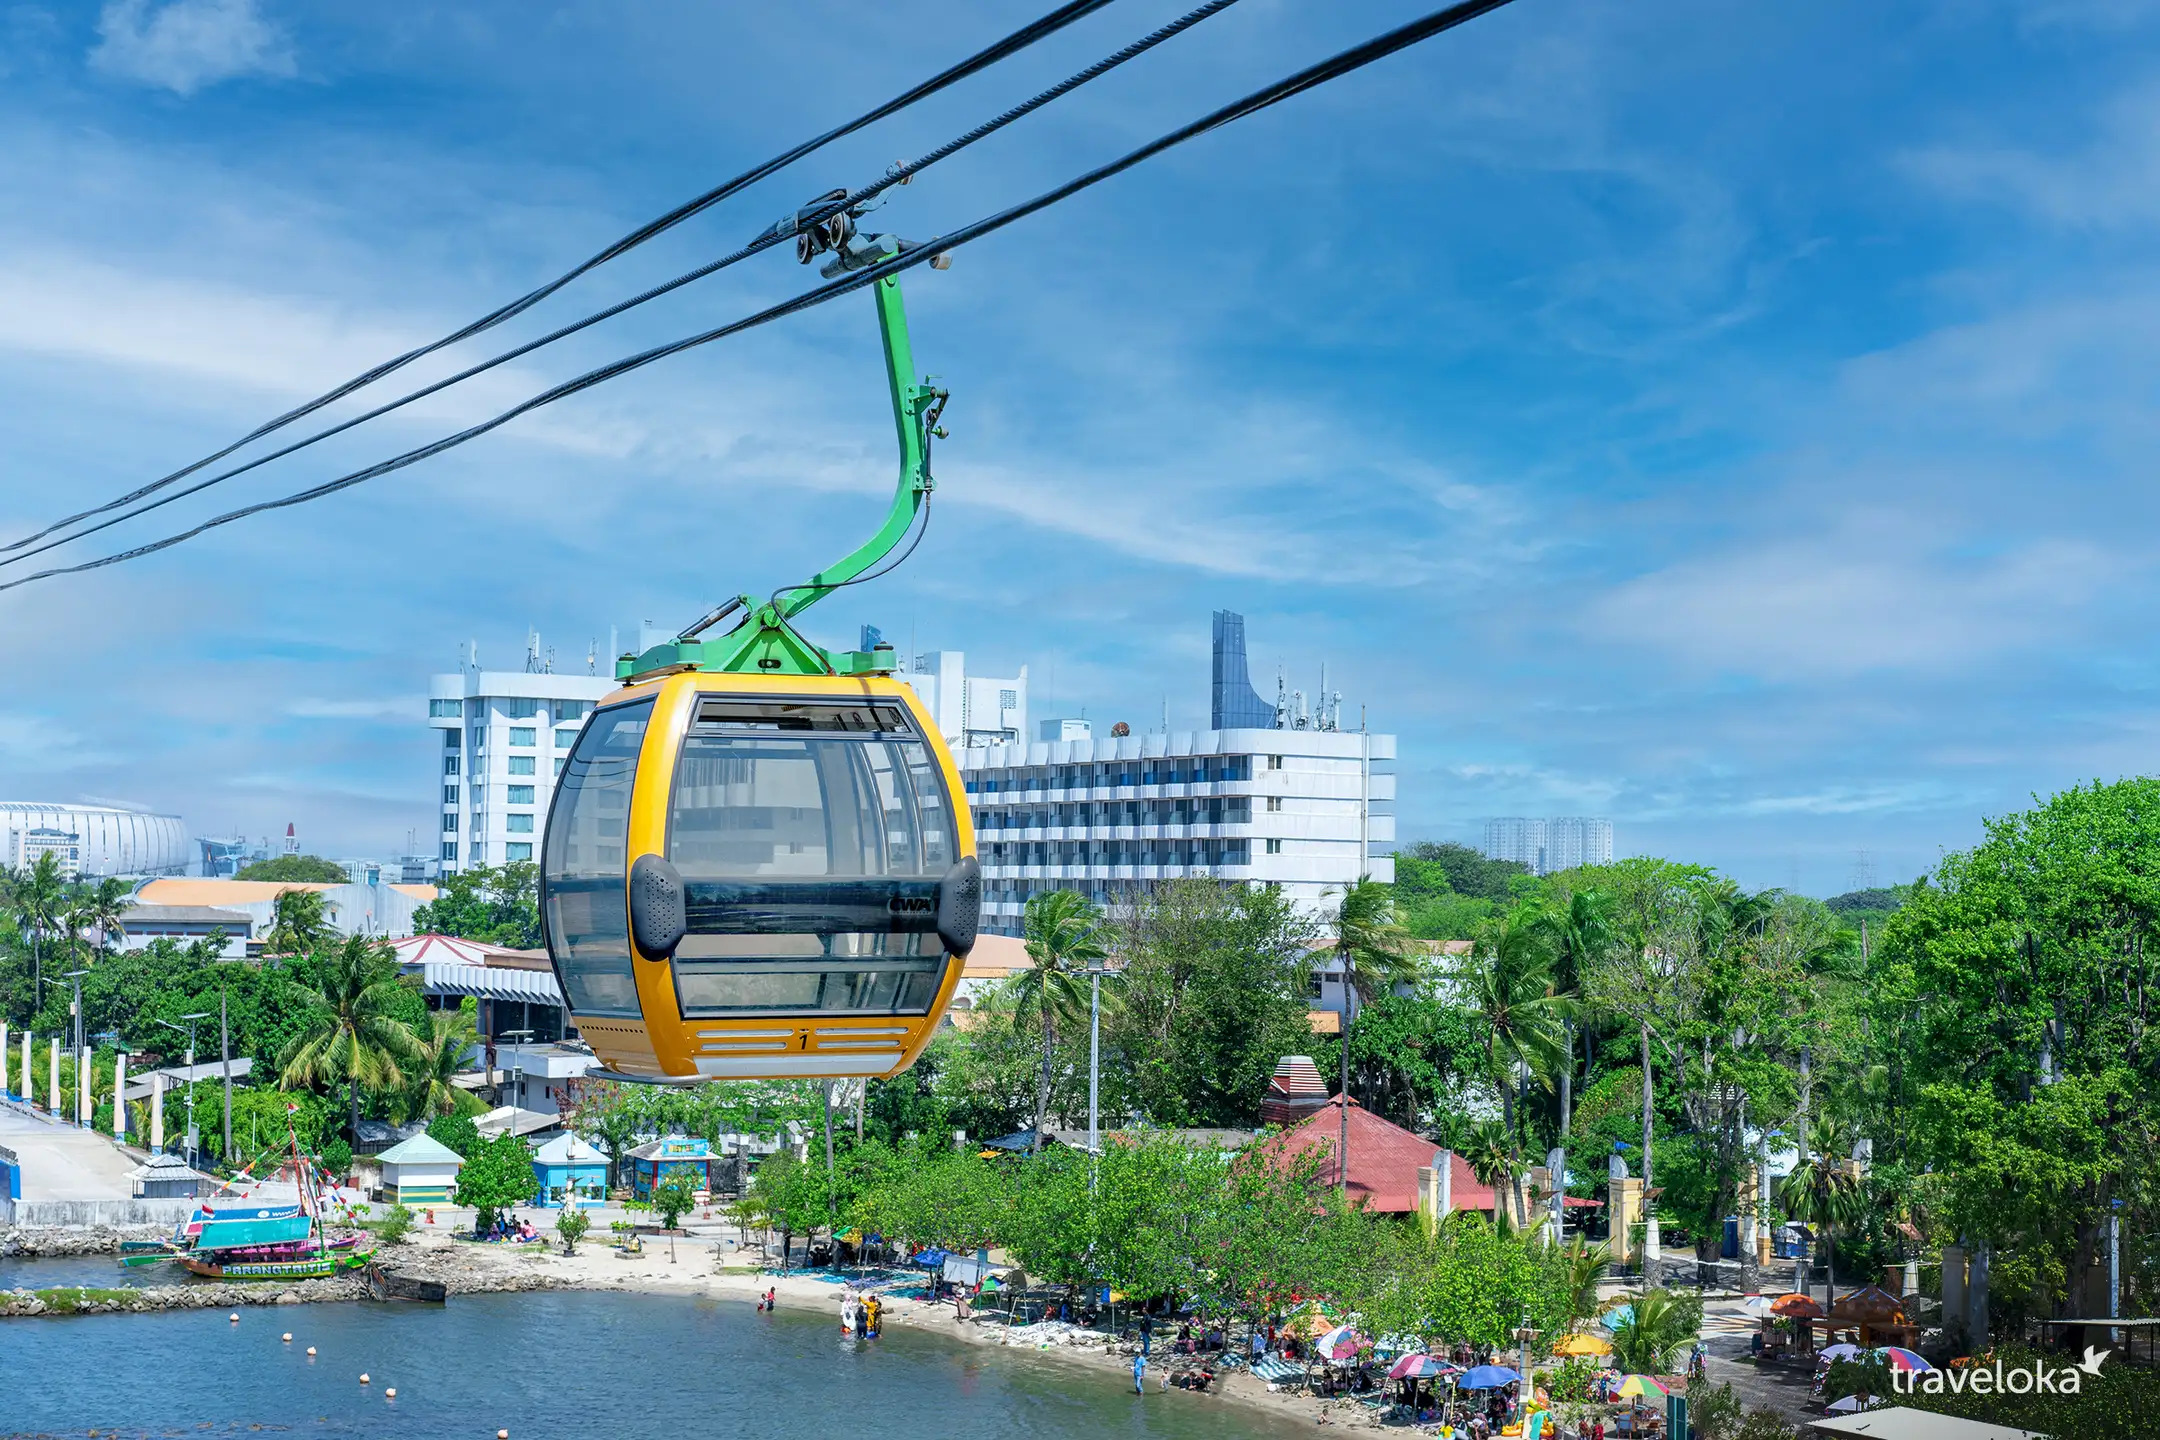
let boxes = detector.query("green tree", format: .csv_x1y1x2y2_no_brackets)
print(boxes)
236,855,352,883
275,935,423,1141
1109,879,1318,1127
1777,1119,1866,1309
427,1112,482,1158
14,851,66,1010
1396,842,1531,902
652,1166,700,1231
453,1131,538,1232
555,1208,591,1255
405,1006,480,1120
1458,905,1570,1220
1607,1286,1704,1374
263,889,335,958
75,876,132,959
411,861,541,948
1011,889,1105,1150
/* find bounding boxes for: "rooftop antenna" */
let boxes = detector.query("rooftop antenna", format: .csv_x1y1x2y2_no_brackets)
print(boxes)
587,638,597,676
525,630,542,674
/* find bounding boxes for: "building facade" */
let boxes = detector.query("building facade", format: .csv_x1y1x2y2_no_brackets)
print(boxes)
0,803,188,878
958,612,1393,935
427,669,617,872
1480,816,1614,875
895,648,1027,748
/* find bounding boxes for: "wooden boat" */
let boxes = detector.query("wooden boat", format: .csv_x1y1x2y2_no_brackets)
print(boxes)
181,1251,341,1280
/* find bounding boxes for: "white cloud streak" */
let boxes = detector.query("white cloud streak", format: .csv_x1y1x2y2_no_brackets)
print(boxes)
91,0,294,96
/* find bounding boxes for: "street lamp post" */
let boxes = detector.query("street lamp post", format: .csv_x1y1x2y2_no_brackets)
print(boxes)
157,1013,211,1166
1087,955,1107,1185
61,970,88,1127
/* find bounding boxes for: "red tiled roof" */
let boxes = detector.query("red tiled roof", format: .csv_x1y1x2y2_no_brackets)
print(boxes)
1263,1097,1496,1214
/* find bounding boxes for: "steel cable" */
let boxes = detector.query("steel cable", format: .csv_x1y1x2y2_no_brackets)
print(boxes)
0,0,1522,597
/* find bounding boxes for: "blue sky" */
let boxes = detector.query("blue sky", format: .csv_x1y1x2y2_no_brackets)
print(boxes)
2,0,2157,894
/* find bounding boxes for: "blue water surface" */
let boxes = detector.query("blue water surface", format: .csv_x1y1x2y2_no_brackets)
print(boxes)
0,1288,1302,1439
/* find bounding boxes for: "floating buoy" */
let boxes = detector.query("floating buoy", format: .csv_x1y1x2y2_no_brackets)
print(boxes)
228,1312,240,1322
281,1332,292,1343
306,1346,317,1356
359,1373,370,1384
499,1431,510,1438
384,1388,397,1399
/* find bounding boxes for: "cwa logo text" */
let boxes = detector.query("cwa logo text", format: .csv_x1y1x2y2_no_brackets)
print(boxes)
1895,1347,2110,1397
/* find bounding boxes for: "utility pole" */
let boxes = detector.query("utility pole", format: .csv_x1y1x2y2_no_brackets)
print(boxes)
1087,957,1103,1186
1338,929,1354,1202
220,988,233,1164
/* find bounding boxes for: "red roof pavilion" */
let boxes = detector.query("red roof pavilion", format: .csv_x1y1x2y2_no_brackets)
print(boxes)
1264,1096,1497,1215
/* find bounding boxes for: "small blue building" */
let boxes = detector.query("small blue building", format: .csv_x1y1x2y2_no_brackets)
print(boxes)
531,1133,609,1208
624,1136,714,1200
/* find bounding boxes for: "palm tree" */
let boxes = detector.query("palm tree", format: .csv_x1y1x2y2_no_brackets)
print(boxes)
14,852,66,1010
277,935,423,1141
1536,887,1613,1138
1443,1112,1518,1228
78,876,131,958
1778,1118,1865,1309
1460,906,1570,1221
1011,889,1105,1153
404,1006,479,1120
1608,1286,1703,1374
1326,875,1414,1198
1559,1235,1613,1332
264,888,334,959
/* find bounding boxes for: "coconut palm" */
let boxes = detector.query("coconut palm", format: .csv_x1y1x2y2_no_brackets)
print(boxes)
77,876,132,958
264,888,335,959
14,851,66,1009
1777,1118,1866,1308
1011,889,1105,1153
404,1006,480,1120
277,935,423,1141
1608,1286,1703,1375
1560,1235,1613,1332
1536,887,1613,1138
1325,875,1415,1197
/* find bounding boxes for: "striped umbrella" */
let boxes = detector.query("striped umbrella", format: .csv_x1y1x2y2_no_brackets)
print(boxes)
1315,1325,1365,1363
1389,1353,1455,1380
1873,1346,1933,1373
1615,1374,1673,1399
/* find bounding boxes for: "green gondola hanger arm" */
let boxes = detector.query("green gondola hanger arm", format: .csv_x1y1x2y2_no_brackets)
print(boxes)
621,194,951,683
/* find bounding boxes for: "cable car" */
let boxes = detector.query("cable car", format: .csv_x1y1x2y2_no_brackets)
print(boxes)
541,205,980,1083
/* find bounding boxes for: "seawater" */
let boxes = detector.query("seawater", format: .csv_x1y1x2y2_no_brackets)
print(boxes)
0,1286,1305,1438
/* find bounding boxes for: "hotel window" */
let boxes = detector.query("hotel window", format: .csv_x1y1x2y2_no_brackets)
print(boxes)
440,841,458,861
554,757,566,776
429,699,460,717
508,785,535,804
1268,755,1284,770
510,727,536,746
507,814,535,833
505,842,533,861
504,698,540,719
556,700,591,722
1266,838,1283,854
554,727,578,748
443,785,459,804
509,756,536,776
1266,796,1283,812
443,756,460,776
441,814,457,833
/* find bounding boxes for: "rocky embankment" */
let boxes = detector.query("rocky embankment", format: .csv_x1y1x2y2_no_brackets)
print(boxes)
0,1223,171,1257
0,1225,568,1317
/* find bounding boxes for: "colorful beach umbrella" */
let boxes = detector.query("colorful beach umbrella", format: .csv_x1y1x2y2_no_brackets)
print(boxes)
1873,1347,1932,1373
1615,1374,1673,1400
1388,1353,1454,1380
1457,1364,1525,1390
1553,1333,1613,1358
1816,1343,1865,1364
1315,1325,1365,1362
1599,1304,1635,1331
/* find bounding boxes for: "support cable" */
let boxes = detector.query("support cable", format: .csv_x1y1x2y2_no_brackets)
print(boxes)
0,0,1120,555
0,0,1521,597
0,0,1242,574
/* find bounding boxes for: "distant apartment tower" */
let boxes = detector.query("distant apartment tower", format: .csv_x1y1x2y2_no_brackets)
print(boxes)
429,668,617,872
893,646,1028,748
1481,816,1613,875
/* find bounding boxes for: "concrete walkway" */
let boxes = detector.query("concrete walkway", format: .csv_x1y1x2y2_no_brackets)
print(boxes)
0,1102,193,1225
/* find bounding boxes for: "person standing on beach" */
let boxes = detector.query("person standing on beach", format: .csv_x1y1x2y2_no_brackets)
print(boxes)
1133,1352,1147,1394
1139,1312,1154,1356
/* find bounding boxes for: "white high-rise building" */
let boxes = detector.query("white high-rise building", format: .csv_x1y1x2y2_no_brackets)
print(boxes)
961,612,1394,935
896,650,1027,748
429,669,617,873
1481,816,1613,875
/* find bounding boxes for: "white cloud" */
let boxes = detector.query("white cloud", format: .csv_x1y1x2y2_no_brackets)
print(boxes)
90,0,294,96
284,696,422,721
1588,533,2123,679
0,713,114,770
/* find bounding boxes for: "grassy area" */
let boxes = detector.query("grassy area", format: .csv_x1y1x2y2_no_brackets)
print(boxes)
32,1287,141,1313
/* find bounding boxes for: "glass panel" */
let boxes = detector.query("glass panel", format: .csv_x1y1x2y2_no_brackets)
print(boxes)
666,700,958,1017
542,699,652,1017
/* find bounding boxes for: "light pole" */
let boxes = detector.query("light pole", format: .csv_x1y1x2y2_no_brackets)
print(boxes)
1086,954,1108,1186
157,1013,210,1165
61,970,88,1127
498,1028,534,1111
1337,933,1354,1201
